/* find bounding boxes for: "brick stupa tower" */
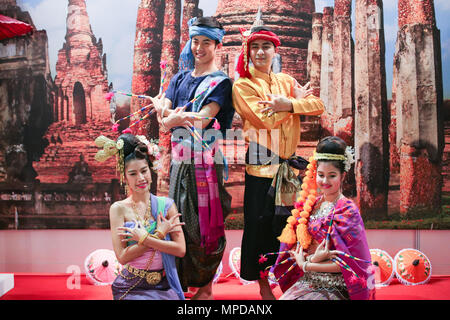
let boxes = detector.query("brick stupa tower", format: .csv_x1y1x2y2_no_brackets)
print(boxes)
54,0,109,124
33,0,115,184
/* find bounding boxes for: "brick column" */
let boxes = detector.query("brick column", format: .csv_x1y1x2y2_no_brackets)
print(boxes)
180,0,199,50
308,12,323,98
354,0,389,216
319,7,334,138
158,0,181,196
332,0,354,146
131,0,165,103
394,0,443,215
131,0,165,193
319,7,334,115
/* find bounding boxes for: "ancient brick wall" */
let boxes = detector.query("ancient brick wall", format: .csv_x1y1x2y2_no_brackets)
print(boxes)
0,1,54,184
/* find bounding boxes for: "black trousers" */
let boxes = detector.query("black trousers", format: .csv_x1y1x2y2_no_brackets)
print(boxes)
240,172,282,281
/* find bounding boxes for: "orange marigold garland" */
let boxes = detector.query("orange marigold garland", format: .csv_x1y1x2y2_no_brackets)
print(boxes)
278,153,318,249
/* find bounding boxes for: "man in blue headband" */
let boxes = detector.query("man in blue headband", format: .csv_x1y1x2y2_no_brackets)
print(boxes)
151,16,234,300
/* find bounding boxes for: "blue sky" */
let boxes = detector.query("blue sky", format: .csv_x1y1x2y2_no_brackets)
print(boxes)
18,0,450,98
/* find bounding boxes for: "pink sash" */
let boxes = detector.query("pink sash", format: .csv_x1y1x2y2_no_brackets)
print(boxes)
172,140,224,255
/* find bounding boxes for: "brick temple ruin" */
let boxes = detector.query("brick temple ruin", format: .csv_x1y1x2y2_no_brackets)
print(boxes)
0,0,447,229
0,0,118,229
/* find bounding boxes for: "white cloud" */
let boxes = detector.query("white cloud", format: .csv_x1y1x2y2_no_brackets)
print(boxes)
198,0,218,16
384,23,398,43
382,0,397,11
314,0,334,13
84,0,140,91
435,0,450,12
21,0,67,80
442,38,450,59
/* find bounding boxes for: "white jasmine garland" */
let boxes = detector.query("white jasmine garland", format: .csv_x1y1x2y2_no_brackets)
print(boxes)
136,135,150,146
344,146,355,172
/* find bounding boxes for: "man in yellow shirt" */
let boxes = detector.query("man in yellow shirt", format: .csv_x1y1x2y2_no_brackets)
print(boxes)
232,25,325,299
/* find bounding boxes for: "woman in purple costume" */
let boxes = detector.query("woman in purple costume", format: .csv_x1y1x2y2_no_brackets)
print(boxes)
274,136,376,300
97,133,186,300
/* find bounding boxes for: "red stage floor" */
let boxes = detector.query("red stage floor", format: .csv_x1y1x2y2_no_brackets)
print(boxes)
1,273,450,300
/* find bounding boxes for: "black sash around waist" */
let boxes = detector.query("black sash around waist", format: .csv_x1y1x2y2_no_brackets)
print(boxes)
245,142,309,171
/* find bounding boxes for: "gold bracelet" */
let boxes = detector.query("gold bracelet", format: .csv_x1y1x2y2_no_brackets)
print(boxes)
148,233,160,240
138,232,149,246
154,229,166,240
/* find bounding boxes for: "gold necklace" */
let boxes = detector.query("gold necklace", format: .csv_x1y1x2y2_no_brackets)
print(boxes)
131,198,152,227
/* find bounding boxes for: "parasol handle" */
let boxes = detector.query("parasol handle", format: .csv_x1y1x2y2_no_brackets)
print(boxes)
102,260,109,267
412,259,420,266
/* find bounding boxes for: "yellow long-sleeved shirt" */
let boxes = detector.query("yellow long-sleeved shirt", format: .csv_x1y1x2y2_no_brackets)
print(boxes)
232,67,325,178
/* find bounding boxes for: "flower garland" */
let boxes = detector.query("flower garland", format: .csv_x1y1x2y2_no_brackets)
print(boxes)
277,153,318,249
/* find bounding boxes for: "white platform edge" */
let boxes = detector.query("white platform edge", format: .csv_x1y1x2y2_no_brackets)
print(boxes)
0,274,14,297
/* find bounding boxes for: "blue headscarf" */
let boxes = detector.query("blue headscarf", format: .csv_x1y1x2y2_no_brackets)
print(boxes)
178,17,226,71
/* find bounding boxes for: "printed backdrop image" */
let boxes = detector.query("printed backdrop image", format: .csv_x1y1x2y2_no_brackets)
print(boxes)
0,0,449,230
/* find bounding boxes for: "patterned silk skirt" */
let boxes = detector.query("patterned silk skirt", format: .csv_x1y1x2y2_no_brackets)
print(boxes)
169,162,231,290
279,271,349,300
111,268,180,300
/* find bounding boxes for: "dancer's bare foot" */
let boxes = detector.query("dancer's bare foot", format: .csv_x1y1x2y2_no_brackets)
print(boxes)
190,281,214,300
258,278,276,300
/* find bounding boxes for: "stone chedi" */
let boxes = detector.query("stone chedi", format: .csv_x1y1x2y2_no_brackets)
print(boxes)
393,0,443,215
214,0,315,83
33,0,115,184
0,0,54,183
54,0,109,124
354,0,389,216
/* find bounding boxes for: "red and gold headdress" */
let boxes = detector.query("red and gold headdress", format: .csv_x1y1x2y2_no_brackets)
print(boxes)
235,8,281,79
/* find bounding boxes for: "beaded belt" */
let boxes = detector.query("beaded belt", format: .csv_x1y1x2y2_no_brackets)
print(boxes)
124,265,165,285
303,271,347,290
